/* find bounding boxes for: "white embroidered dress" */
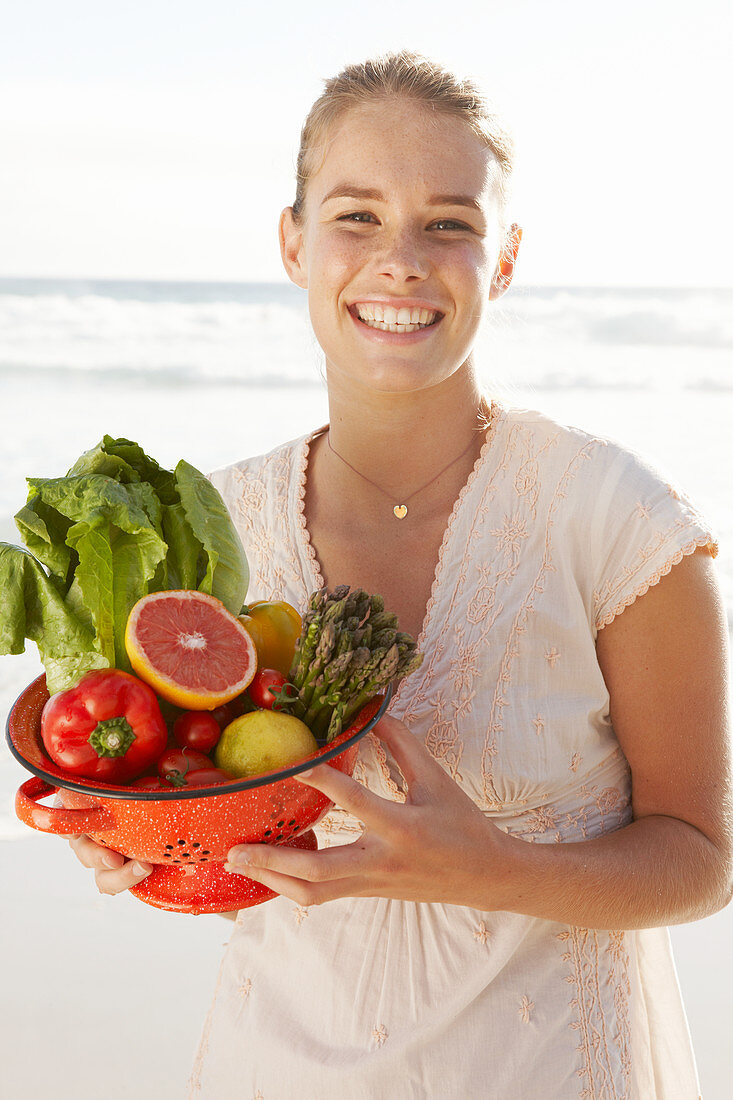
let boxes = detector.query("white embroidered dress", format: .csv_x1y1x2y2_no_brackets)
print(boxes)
188,403,717,1100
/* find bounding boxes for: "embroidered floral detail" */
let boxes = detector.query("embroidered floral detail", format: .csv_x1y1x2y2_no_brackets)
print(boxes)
293,906,309,926
473,920,491,945
635,501,651,520
545,647,560,668
238,978,252,998
449,636,482,695
570,752,583,773
371,1024,388,1047
466,561,502,626
491,512,530,562
557,927,631,1098
425,691,464,782
253,1091,265,1100
561,781,630,840
518,995,535,1024
533,715,545,736
512,805,559,839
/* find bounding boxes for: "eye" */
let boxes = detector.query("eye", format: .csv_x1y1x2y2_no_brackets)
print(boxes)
337,212,376,224
432,219,470,231
335,213,472,232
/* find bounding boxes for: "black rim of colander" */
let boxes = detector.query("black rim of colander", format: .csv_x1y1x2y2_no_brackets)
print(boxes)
5,681,393,801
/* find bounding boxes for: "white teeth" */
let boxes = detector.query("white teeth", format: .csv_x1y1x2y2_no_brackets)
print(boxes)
354,303,439,328
360,318,433,333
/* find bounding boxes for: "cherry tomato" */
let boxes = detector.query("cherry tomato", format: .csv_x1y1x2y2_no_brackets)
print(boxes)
179,767,236,788
238,600,302,676
129,774,168,790
209,702,237,728
157,747,212,787
248,668,296,710
173,711,221,753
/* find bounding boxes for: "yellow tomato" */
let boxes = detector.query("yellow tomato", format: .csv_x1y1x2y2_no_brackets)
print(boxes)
238,600,303,676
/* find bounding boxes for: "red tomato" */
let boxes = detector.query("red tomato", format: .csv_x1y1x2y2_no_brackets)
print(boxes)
173,711,221,753
40,669,168,783
157,747,212,787
129,775,168,790
179,767,236,788
248,668,296,710
209,702,237,728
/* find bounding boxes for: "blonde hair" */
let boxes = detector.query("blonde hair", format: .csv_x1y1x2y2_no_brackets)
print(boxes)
290,50,515,227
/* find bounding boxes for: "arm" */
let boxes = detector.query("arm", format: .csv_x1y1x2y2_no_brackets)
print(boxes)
223,549,733,929
494,545,733,928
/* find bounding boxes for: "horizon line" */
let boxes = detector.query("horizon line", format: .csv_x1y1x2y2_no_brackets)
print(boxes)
0,275,731,293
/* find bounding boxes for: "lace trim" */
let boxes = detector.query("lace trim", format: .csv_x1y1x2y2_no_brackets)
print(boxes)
294,423,329,592
595,533,718,631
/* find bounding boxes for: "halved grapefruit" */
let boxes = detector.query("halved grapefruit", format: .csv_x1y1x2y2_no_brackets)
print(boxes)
125,590,257,710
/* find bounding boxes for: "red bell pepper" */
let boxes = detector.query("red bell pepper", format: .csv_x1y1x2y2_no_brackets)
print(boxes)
41,668,168,783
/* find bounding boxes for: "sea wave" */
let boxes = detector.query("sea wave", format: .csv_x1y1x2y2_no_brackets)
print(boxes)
0,281,730,390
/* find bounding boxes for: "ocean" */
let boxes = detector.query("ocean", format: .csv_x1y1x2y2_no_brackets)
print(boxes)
1,277,732,1096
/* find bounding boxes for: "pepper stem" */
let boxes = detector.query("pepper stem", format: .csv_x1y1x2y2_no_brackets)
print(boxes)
88,717,136,758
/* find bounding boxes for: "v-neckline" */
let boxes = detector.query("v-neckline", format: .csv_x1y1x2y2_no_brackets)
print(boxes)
294,401,504,660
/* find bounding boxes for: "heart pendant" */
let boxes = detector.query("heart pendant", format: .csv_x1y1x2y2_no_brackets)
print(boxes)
393,504,408,519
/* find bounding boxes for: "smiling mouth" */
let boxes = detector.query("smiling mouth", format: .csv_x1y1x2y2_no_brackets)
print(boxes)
347,305,440,334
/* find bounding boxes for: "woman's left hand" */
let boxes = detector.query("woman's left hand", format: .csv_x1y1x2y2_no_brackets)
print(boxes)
224,715,508,908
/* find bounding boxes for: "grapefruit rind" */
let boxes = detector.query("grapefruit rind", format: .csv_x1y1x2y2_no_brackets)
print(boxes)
125,590,257,710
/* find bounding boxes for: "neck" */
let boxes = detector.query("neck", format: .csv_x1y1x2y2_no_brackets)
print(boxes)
323,361,491,499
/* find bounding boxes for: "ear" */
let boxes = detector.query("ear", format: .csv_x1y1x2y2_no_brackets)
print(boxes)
279,207,308,290
489,223,522,301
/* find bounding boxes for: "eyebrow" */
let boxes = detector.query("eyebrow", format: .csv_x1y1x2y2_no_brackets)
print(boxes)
320,184,483,212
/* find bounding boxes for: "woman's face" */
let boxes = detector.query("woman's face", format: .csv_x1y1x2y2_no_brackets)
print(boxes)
280,97,517,396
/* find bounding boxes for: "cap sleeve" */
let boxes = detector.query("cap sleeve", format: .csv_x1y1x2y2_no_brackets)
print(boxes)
591,443,718,632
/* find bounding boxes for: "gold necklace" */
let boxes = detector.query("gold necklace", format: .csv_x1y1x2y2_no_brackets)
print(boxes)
326,402,493,520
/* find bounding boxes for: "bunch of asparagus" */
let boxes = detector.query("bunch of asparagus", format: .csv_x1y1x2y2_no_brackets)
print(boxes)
281,585,424,743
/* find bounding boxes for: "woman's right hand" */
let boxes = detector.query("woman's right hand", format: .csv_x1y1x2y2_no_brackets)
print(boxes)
67,833,153,895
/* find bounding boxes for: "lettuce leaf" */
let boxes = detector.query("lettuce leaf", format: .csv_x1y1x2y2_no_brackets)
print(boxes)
0,545,107,694
0,437,249,693
174,460,249,615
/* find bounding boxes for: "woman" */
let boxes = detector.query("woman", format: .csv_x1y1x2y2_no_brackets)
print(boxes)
71,53,731,1098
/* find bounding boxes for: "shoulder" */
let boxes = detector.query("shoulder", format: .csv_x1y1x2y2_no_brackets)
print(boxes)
498,402,685,496
206,428,320,510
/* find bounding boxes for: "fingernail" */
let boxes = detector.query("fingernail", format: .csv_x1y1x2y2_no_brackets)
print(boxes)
133,861,152,875
297,768,313,778
102,855,119,869
228,849,252,865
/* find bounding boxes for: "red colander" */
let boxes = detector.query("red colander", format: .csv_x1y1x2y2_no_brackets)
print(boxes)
6,675,391,915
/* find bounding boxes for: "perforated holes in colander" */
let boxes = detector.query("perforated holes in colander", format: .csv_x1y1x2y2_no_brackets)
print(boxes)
165,838,211,863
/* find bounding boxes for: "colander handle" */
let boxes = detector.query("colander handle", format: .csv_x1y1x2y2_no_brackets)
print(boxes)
15,777,114,835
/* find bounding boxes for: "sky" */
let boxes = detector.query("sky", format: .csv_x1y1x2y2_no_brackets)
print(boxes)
0,0,731,287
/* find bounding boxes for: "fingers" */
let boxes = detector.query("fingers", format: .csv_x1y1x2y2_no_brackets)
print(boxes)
224,852,367,908
67,832,152,895
294,763,395,830
370,715,448,791
93,858,154,896
68,832,121,869
226,836,370,883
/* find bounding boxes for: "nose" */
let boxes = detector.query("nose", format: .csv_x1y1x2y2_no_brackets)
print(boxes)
375,224,430,282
